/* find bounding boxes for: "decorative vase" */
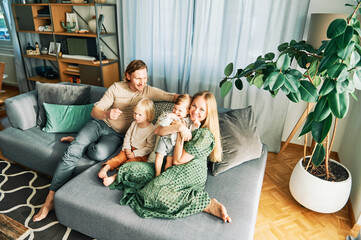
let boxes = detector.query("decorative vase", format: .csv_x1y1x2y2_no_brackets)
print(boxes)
61,21,76,33
87,16,97,33
289,157,352,213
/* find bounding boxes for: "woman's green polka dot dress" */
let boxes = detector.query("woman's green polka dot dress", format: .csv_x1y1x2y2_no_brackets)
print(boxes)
109,128,215,219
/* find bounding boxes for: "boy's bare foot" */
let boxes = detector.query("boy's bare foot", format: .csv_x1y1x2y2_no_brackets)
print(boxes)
33,191,55,222
60,136,74,143
98,165,110,179
103,175,116,186
203,198,231,223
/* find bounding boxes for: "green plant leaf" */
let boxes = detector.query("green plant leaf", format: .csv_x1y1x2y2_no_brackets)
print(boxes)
284,73,301,93
278,42,289,52
317,40,328,55
352,69,361,89
313,75,321,87
264,52,275,60
337,41,355,60
336,79,355,93
299,80,318,102
311,144,326,167
324,39,338,56
351,91,358,101
328,89,350,118
299,112,314,136
220,81,232,97
253,74,264,88
350,51,361,68
327,18,347,39
219,78,227,88
287,69,303,79
318,53,338,73
312,114,333,143
224,63,234,77
264,71,285,91
307,60,319,79
327,63,347,78
336,26,354,49
281,85,290,95
313,96,331,122
235,78,243,90
286,91,301,103
319,78,335,95
276,54,290,70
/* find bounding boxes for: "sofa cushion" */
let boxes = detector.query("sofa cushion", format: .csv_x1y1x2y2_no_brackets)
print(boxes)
5,90,38,130
211,106,263,176
36,82,91,128
42,103,94,133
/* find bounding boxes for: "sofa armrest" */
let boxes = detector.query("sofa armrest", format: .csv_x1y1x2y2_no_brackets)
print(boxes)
5,90,38,130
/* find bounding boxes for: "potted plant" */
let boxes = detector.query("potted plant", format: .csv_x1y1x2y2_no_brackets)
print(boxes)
220,1,361,213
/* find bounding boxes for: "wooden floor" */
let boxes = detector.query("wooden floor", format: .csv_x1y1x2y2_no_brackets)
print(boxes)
254,144,360,240
0,84,360,239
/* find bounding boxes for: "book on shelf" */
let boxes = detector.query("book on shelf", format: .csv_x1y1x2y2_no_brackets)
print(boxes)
66,64,79,72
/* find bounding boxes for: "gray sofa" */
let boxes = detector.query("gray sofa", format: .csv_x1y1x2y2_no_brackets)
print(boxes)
0,84,268,240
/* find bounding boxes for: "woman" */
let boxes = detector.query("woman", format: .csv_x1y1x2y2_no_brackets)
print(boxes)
110,91,231,223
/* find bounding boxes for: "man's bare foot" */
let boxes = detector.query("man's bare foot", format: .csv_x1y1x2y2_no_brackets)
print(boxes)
60,136,74,143
33,191,55,222
203,198,231,223
103,175,116,186
98,165,110,179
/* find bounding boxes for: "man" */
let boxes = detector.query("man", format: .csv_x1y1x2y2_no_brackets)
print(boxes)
33,60,178,222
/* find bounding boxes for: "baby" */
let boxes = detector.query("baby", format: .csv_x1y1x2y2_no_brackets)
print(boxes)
98,98,156,186
155,94,200,176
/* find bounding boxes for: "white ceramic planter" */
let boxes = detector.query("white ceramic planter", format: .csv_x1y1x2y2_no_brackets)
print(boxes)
289,157,352,213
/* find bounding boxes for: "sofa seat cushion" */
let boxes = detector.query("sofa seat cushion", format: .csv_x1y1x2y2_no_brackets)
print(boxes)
0,127,98,176
54,144,268,240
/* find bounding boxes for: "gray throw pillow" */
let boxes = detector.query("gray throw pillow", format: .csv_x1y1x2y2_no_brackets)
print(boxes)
211,106,263,176
153,101,174,124
36,82,91,128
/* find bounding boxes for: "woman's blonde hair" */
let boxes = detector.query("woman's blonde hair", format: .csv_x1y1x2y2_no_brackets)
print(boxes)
124,60,147,82
134,98,155,122
192,91,222,163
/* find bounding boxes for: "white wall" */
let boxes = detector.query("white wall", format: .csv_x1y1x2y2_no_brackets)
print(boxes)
281,0,354,152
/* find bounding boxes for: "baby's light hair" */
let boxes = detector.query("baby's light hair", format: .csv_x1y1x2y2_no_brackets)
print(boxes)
175,93,192,109
134,98,155,122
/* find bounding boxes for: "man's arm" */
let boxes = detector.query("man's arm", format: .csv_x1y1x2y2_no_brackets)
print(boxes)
91,106,122,120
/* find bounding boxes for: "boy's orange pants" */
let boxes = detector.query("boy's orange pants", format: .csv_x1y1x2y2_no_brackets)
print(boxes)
102,147,148,170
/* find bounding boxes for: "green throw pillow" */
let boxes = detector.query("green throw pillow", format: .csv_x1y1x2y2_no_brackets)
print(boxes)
42,103,94,133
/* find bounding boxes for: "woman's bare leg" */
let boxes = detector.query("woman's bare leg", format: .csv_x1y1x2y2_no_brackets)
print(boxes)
203,198,231,223
33,190,55,222
60,136,75,143
103,174,116,186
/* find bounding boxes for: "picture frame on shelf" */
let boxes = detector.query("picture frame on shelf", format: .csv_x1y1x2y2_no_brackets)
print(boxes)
49,42,61,56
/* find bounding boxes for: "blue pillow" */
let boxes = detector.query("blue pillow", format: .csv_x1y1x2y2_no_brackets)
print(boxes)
42,103,94,133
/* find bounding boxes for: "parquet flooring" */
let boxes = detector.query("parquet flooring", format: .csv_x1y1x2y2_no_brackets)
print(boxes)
255,144,360,240
0,84,360,239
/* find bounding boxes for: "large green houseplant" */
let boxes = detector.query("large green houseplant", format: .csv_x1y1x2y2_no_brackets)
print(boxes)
221,1,361,183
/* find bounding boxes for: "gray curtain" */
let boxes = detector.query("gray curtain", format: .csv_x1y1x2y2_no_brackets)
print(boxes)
117,0,310,152
1,0,40,93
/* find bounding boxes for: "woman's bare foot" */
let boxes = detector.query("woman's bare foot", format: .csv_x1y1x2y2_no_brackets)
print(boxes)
33,191,55,222
203,198,231,223
61,136,75,143
103,175,116,186
98,165,110,179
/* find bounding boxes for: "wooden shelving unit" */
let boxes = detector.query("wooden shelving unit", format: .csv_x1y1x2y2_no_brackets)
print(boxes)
12,3,119,88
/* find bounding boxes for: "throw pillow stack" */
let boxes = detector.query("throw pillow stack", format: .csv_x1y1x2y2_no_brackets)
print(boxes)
36,82,93,133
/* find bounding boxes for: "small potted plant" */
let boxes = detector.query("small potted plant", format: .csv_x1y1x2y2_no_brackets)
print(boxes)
220,1,361,213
